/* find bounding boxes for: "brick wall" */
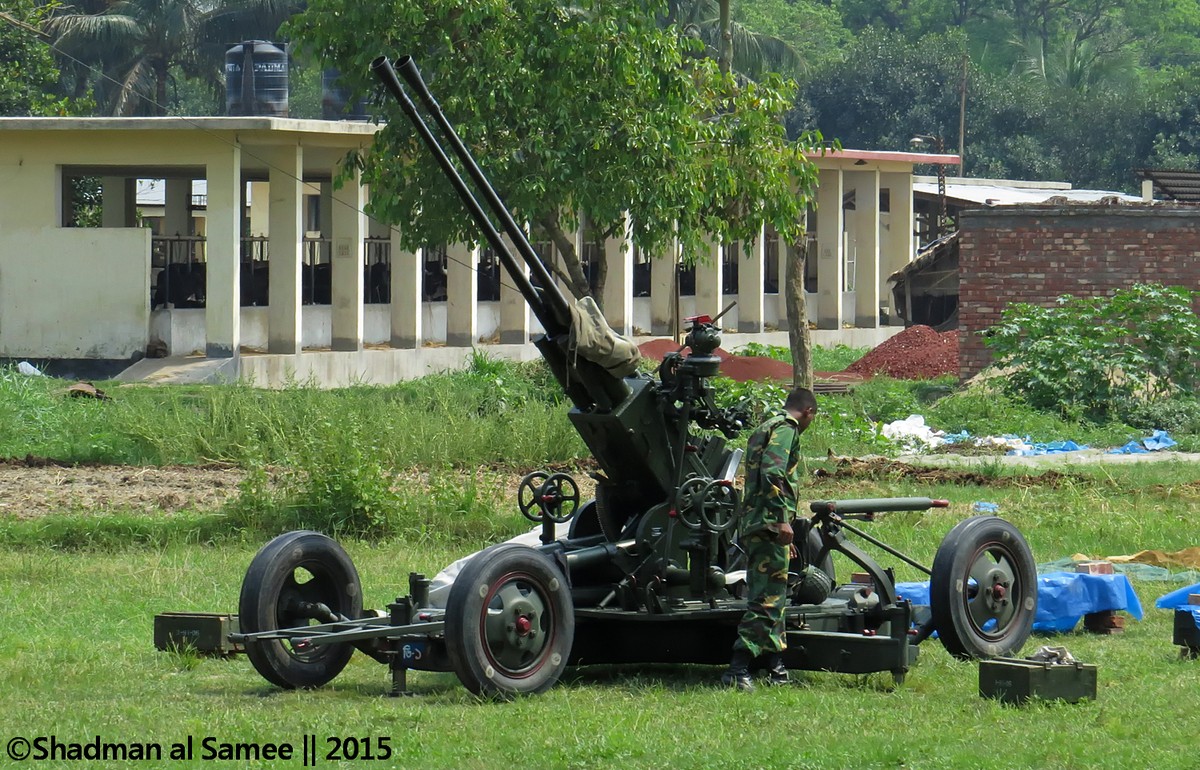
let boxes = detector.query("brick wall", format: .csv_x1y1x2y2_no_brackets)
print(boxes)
958,205,1200,379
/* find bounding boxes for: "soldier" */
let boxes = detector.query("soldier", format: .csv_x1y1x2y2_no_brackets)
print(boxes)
722,386,818,691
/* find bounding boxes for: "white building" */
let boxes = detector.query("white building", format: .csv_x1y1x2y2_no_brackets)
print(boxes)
0,116,957,385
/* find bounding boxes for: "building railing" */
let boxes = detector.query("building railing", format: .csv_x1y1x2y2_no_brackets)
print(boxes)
149,229,796,311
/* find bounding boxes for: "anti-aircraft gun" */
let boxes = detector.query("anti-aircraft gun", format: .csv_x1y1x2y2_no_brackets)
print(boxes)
227,56,1038,698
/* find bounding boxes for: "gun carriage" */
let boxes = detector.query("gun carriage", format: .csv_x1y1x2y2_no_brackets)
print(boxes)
229,56,1037,697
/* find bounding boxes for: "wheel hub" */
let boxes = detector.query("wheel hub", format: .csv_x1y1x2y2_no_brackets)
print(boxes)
983,568,1010,612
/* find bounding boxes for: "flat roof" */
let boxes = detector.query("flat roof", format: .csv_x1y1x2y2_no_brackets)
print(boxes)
0,116,381,136
824,148,960,166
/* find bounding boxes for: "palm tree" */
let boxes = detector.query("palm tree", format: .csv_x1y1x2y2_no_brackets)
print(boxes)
44,0,300,116
666,0,804,80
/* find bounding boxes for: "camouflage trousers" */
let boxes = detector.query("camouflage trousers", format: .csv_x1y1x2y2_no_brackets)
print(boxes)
734,532,789,657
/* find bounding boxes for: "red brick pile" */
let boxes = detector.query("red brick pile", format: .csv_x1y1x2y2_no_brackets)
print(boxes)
843,325,959,379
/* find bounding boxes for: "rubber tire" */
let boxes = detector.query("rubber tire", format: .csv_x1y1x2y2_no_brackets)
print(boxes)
445,543,574,698
930,516,1036,660
238,530,363,689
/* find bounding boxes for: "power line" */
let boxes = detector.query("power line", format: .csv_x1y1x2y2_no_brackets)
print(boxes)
0,10,548,297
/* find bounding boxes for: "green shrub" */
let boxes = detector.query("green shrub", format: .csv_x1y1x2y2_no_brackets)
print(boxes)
983,283,1200,421
1121,397,1200,435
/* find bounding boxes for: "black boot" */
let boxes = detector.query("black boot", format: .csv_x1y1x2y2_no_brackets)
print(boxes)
721,648,755,691
764,652,790,686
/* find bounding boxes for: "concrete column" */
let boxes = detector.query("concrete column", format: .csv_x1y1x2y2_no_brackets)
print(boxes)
650,241,676,335
694,235,723,318
267,146,303,354
881,171,914,299
1142,179,1155,202
204,146,242,357
849,169,880,329
390,227,422,349
164,178,191,236
600,214,633,335
499,234,530,344
446,242,479,347
318,183,333,238
331,170,366,351
248,181,270,236
101,177,136,228
739,225,766,333
815,168,844,330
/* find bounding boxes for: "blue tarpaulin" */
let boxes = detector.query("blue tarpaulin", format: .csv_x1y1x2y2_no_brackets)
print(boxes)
1155,582,1200,629
895,572,1143,633
1107,430,1178,454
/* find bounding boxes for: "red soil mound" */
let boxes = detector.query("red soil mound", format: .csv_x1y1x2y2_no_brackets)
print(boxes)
636,339,857,384
843,325,959,379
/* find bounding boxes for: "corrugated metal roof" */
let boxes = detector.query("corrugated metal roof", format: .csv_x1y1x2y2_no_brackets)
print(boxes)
913,181,1141,206
1136,169,1200,202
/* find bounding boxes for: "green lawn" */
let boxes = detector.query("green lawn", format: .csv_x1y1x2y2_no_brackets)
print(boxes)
3,463,1200,769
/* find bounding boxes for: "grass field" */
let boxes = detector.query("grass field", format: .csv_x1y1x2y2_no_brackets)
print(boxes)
3,358,1200,768
3,462,1200,769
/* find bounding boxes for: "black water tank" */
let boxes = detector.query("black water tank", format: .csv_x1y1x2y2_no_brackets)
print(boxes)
225,40,289,117
321,69,370,121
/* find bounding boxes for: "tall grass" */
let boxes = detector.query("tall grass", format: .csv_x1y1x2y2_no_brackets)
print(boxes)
0,357,584,467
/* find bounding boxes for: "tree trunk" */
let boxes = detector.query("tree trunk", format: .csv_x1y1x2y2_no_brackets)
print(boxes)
591,233,608,312
155,59,168,116
718,0,733,75
537,212,593,301
785,240,813,389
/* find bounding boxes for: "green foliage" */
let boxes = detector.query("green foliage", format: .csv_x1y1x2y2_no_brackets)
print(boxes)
711,376,786,427
734,342,868,371
984,283,1200,421
1121,397,1200,436
291,0,820,293
924,385,1140,448
0,0,89,116
796,28,969,152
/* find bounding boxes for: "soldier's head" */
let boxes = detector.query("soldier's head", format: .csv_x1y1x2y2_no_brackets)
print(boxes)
784,387,818,432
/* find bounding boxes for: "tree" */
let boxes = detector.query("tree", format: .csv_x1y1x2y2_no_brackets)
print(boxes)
0,1,83,116
796,29,970,152
664,0,805,79
44,0,300,116
292,0,820,306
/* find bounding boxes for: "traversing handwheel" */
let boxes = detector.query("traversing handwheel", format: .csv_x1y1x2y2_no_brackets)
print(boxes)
238,530,363,689
539,473,580,523
698,479,739,533
444,544,574,698
930,516,1036,660
517,472,551,522
675,476,709,531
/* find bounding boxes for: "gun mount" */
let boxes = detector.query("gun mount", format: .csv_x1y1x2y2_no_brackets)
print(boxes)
222,56,1038,699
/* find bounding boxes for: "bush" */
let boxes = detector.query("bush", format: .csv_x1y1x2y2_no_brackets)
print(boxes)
983,283,1200,421
1121,397,1200,435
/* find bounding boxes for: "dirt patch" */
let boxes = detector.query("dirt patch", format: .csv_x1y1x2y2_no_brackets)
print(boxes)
0,461,249,519
0,457,606,521
843,325,958,380
812,456,1086,488
636,339,858,384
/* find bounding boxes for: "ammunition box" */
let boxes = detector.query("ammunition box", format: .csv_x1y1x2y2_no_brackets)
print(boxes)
979,657,1097,704
1173,609,1200,654
154,612,242,656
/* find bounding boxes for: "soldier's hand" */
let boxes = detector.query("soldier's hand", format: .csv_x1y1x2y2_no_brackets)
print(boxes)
776,521,795,546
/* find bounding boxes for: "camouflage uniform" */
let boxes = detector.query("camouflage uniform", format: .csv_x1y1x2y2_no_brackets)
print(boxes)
734,412,802,657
